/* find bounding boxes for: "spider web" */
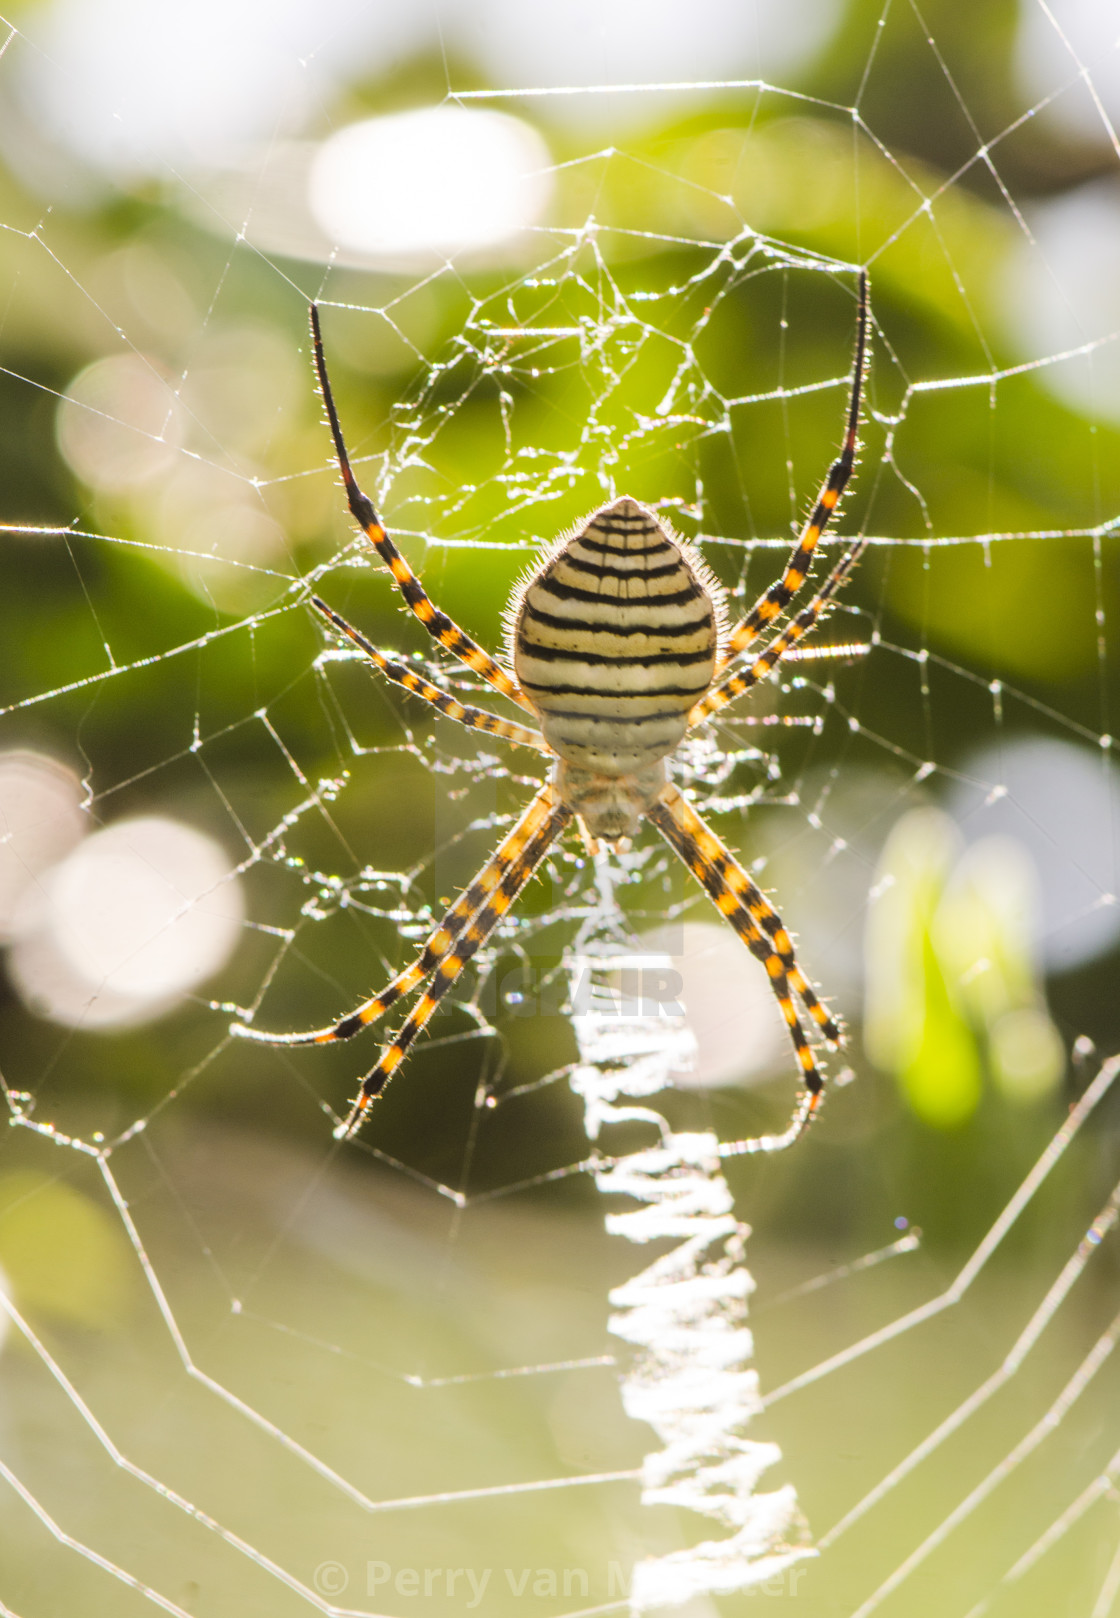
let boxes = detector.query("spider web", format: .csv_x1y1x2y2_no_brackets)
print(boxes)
1,3,1120,1615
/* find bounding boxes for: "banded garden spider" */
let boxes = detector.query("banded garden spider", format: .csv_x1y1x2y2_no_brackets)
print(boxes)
232,273,870,1151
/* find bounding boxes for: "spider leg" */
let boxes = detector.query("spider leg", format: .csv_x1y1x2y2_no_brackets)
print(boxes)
653,783,840,1041
338,794,573,1139
717,269,868,672
312,596,549,753
231,783,564,1049
310,305,536,716
646,781,839,1150
780,640,870,666
687,537,866,729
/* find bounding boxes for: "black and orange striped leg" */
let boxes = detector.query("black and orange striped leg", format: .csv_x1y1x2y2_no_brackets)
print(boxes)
717,269,869,672
338,794,573,1140
687,537,866,729
231,784,563,1052
310,305,536,716
657,783,841,1044
647,782,839,1152
311,597,549,753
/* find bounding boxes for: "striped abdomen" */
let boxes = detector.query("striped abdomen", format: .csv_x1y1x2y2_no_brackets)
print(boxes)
510,497,723,777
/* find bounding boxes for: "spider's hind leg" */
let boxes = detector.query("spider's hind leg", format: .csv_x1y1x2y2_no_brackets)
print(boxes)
231,783,564,1052
339,790,572,1139
646,780,841,1152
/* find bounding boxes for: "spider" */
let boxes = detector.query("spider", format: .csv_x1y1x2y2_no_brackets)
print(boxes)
232,273,870,1151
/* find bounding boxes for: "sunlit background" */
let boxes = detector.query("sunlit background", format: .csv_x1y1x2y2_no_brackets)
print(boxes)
3,0,1120,1614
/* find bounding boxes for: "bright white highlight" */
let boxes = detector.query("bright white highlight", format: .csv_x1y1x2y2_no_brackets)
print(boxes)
0,753,87,941
17,0,840,183
309,108,552,263
1016,0,1120,142
946,735,1120,973
999,180,1120,425
637,922,788,1088
9,817,243,1029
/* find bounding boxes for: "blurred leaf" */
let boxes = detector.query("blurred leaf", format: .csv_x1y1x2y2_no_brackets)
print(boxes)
900,926,984,1128
0,1169,134,1331
865,807,1063,1127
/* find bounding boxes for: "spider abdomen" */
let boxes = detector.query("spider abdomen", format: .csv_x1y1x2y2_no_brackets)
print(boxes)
510,498,723,777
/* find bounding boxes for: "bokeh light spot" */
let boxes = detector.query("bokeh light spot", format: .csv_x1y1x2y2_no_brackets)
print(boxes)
56,354,184,493
946,735,1120,973
9,817,243,1030
0,751,86,942
309,108,552,264
638,921,788,1088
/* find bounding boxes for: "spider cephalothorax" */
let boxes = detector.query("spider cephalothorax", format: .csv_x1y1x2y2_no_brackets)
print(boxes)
232,273,870,1153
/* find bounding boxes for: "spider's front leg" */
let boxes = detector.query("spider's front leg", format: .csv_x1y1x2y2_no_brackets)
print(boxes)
311,596,549,753
717,268,869,671
309,304,536,716
688,536,867,729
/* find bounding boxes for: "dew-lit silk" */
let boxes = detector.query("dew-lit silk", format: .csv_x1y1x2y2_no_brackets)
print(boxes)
511,498,722,777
